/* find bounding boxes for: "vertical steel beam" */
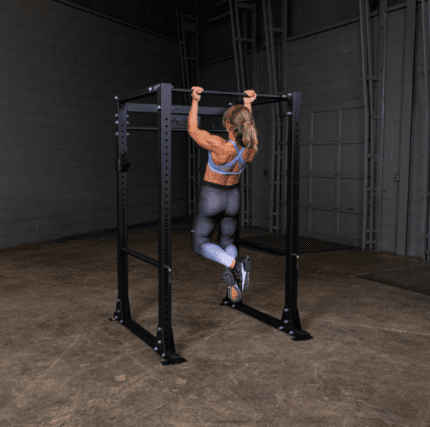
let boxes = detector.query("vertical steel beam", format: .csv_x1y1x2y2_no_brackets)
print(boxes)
359,0,368,251
360,0,388,253
377,0,388,252
267,0,282,233
116,101,131,323
396,0,417,256
262,0,282,233
176,10,189,106
422,0,430,262
286,92,301,315
229,0,243,96
157,83,177,358
251,1,258,227
282,0,290,233
221,92,312,342
235,0,248,227
268,0,283,233
228,0,257,228
113,86,186,365
359,0,373,251
176,10,193,218
366,0,376,252
262,0,275,232
175,10,200,219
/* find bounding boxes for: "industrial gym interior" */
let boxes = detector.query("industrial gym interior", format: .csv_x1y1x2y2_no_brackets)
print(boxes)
0,0,429,426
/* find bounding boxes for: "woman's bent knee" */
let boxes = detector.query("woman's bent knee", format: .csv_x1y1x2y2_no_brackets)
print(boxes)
192,241,204,257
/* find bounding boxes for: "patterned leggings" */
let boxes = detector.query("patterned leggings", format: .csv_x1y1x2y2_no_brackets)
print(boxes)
191,181,240,268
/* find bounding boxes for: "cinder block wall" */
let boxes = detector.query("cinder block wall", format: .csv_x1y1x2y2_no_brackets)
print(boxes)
0,0,187,250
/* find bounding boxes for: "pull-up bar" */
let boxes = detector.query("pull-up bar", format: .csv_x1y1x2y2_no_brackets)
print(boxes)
172,87,290,99
116,85,291,105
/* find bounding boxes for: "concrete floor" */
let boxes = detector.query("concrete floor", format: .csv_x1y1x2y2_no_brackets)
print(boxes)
1,221,429,427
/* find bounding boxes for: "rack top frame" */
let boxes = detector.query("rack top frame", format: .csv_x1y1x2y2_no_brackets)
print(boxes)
116,83,293,106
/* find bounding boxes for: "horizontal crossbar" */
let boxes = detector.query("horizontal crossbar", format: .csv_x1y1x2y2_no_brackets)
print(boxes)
121,247,171,272
172,87,289,99
126,104,227,115
127,127,228,132
116,84,292,104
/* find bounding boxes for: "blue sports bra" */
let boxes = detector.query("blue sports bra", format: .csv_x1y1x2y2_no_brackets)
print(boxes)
207,140,247,175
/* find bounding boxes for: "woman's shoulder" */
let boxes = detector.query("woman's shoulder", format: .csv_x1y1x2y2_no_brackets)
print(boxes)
214,137,241,151
212,137,248,162
223,138,244,149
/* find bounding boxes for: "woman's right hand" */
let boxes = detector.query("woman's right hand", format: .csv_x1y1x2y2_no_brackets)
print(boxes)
244,90,257,104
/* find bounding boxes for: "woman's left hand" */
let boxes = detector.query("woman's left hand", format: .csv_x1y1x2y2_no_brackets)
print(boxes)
191,86,204,102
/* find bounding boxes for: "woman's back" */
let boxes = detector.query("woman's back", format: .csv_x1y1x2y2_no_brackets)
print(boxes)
203,136,257,186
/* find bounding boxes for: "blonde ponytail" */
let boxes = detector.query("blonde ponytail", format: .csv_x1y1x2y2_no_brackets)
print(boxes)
222,105,259,154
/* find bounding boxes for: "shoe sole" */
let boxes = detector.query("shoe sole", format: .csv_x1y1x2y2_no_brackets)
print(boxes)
222,269,242,303
238,256,251,292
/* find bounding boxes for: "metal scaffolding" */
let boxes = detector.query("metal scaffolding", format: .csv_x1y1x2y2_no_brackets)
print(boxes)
359,0,384,253
176,8,201,218
359,0,430,262
395,0,418,256
228,0,258,227
262,0,290,233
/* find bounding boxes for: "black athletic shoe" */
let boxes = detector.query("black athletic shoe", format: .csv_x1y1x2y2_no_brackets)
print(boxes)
231,256,251,292
222,269,242,303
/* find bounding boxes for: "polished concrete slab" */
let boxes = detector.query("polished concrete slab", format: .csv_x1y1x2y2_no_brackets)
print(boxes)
1,222,429,427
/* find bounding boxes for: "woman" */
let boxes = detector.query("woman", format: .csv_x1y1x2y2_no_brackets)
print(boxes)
188,86,259,303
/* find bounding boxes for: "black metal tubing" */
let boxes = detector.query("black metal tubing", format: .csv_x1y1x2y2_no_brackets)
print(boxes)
114,83,187,366
172,87,290,100
122,247,172,272
220,90,313,342
117,84,291,105
116,85,161,104
127,127,229,133
113,83,311,367
218,298,311,342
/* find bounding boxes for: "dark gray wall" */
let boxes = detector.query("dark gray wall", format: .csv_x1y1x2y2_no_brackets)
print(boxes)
0,0,427,260
63,0,198,41
199,2,428,258
0,0,187,249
